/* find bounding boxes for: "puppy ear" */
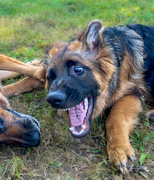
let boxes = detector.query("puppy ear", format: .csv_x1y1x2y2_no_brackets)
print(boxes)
47,47,59,59
77,20,105,52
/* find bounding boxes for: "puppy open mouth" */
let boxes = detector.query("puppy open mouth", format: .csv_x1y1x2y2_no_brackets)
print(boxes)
62,97,93,138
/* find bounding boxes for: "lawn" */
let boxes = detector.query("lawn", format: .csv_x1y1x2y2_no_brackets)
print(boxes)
0,0,154,179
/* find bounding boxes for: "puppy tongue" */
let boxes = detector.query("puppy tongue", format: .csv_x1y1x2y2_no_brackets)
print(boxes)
68,101,86,127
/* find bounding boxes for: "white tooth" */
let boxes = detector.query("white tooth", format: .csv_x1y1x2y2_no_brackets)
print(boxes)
82,124,86,130
78,131,83,135
69,127,75,131
74,131,79,135
73,131,77,135
74,131,82,135
81,129,84,133
84,98,88,111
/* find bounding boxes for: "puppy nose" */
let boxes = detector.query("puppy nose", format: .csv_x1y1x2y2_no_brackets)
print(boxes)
47,90,66,107
30,130,40,147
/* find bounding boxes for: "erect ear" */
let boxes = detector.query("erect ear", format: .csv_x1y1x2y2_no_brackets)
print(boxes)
77,20,105,52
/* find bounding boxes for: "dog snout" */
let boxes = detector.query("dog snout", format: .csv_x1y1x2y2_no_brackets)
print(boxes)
47,90,66,108
27,130,40,147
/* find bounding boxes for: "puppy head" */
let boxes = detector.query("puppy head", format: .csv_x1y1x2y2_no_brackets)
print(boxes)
0,92,40,147
45,20,115,138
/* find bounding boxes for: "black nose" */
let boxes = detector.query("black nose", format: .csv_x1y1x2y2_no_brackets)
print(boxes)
30,131,40,147
47,90,66,108
26,131,40,147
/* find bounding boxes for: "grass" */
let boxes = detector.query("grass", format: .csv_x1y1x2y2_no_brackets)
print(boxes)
0,0,154,179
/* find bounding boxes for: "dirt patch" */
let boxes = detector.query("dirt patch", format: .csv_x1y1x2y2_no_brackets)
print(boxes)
0,90,153,180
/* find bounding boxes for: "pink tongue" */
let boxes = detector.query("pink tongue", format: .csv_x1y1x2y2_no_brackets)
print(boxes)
68,101,86,127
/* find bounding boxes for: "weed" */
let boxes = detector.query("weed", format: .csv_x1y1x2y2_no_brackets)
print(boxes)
50,161,62,173
14,158,22,179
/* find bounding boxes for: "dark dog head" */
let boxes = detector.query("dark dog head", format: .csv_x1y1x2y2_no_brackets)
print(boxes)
45,20,144,138
0,91,40,147
45,21,114,138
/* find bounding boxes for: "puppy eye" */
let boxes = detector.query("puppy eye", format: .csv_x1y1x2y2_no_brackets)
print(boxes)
74,67,83,73
47,69,56,80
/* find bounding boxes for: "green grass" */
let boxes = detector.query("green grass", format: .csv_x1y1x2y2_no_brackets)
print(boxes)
0,0,154,179
0,0,153,60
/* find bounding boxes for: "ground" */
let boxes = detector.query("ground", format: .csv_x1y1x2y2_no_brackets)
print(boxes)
0,89,153,180
0,0,153,179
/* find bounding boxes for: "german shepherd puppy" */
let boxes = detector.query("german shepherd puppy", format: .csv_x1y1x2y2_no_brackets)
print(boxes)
0,86,40,147
45,20,154,172
0,55,45,147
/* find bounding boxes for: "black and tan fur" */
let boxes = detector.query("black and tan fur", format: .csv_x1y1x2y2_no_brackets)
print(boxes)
0,20,153,172
44,20,154,173
0,55,45,147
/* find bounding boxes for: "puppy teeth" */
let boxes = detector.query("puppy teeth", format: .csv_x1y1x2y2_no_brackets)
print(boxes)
69,127,74,131
72,129,84,135
84,98,88,111
81,129,84,133
82,124,86,130
73,131,82,135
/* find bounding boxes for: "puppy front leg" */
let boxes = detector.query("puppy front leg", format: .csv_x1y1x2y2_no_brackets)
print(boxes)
0,59,43,81
0,55,45,81
105,95,142,173
3,77,44,98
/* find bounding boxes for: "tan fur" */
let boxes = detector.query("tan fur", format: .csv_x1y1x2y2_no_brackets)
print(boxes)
0,56,45,97
45,20,153,173
68,40,83,51
0,54,45,81
1,19,152,171
105,95,142,168
0,104,26,144
0,55,45,145
3,77,44,98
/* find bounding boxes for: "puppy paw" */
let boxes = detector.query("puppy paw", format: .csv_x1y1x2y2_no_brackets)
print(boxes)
27,59,42,66
34,67,46,82
0,95,10,108
107,143,136,173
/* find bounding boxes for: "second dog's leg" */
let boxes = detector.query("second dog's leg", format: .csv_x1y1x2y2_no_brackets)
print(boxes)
0,70,20,81
3,77,44,98
0,55,45,81
0,59,43,81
